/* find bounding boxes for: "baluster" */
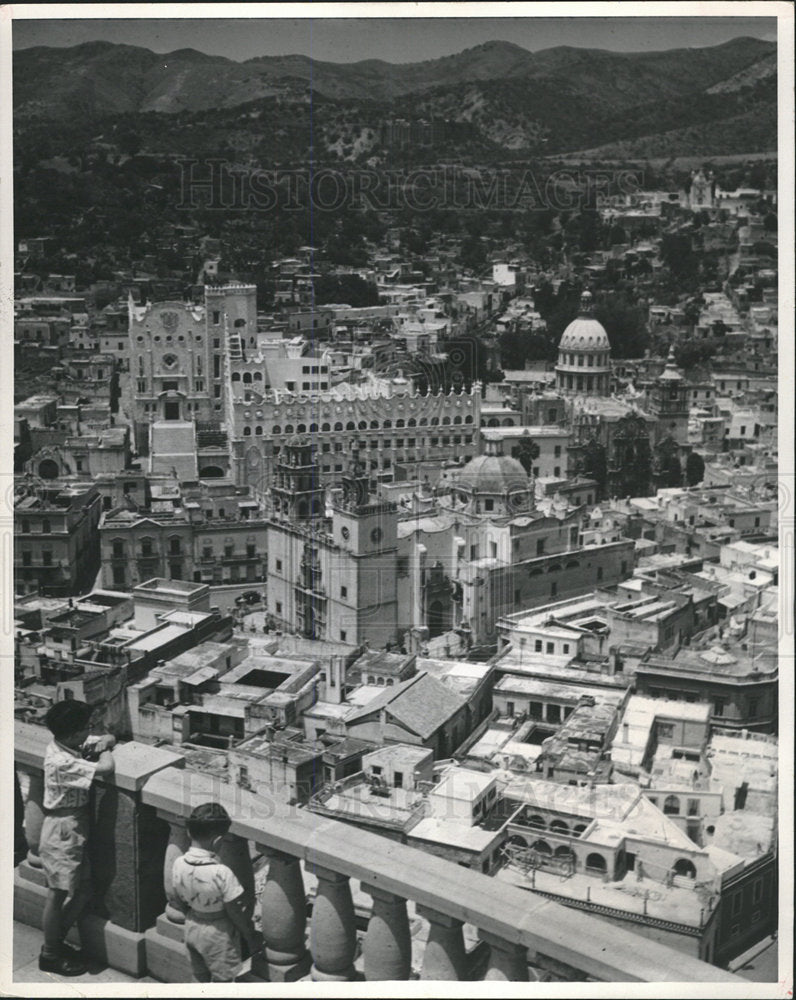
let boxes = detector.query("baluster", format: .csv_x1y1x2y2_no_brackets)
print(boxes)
163,820,190,924
308,864,356,982
24,771,45,868
417,904,467,980
480,929,529,981
361,883,411,981
256,848,310,982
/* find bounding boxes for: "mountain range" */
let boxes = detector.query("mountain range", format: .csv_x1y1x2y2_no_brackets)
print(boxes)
13,36,777,159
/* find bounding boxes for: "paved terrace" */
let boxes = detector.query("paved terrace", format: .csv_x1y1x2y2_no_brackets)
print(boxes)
14,721,742,985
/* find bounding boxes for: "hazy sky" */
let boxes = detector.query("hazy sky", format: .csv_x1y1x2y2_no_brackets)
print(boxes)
12,14,778,64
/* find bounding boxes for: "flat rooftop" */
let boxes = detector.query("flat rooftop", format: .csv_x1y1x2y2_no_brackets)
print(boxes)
134,578,208,597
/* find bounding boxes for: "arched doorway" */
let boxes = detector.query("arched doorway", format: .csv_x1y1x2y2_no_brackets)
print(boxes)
199,465,225,479
672,858,697,879
38,459,59,479
428,600,446,639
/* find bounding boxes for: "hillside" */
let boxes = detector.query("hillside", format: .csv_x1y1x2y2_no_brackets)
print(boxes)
12,36,778,165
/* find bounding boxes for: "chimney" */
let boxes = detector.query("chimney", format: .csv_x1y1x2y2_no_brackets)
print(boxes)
326,656,345,705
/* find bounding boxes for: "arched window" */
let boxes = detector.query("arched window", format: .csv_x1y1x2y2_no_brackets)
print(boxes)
550,819,570,836
272,425,281,435
243,426,252,436
358,420,367,430
140,537,154,557
383,420,392,429
465,415,473,424
243,372,252,384
453,415,462,425
168,536,182,556
419,417,428,426
573,824,588,837
396,419,405,428
505,834,529,850
346,421,356,431
284,424,294,434
531,840,552,856
585,853,606,873
255,425,263,436
442,416,451,425
663,795,681,816
407,418,416,427
138,356,145,377
527,814,546,831
431,417,440,426
322,423,331,432
554,845,574,859
309,423,318,433
370,420,379,429
232,372,241,382
334,422,343,432
297,424,306,433
672,858,697,879
253,371,263,381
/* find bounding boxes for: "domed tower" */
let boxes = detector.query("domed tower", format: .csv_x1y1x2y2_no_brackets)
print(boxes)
270,433,324,521
555,291,611,396
453,437,534,517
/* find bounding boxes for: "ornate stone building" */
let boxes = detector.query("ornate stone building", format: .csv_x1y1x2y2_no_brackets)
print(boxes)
266,437,400,647
128,284,481,496
232,379,481,500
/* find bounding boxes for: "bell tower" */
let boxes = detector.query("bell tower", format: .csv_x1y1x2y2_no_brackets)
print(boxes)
270,433,325,521
649,346,689,446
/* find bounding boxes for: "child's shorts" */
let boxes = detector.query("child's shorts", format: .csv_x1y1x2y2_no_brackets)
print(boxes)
39,809,91,895
184,913,242,983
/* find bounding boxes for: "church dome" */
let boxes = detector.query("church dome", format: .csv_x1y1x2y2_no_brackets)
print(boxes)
283,432,315,450
558,316,611,351
558,291,611,352
457,452,530,495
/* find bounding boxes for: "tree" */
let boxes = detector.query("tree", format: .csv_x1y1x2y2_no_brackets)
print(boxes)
580,439,608,497
313,274,379,308
660,233,697,281
685,451,705,486
515,436,540,477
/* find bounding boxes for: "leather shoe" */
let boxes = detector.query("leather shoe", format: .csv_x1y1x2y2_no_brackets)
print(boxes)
38,951,88,976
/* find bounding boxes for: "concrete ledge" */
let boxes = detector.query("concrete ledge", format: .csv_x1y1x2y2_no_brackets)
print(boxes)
144,926,193,983
14,871,149,978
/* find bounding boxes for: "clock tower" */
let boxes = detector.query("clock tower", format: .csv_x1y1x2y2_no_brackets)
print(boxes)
332,447,398,555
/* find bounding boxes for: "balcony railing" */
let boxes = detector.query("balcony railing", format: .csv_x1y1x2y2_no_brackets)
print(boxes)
14,720,741,984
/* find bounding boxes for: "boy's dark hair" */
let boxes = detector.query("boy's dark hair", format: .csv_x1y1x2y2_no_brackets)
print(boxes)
45,700,93,740
187,801,232,840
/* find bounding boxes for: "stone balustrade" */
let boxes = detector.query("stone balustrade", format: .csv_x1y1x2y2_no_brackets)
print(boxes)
14,722,741,983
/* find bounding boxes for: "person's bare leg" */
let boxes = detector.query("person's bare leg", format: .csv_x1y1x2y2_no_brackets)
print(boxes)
61,881,92,938
42,888,67,956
